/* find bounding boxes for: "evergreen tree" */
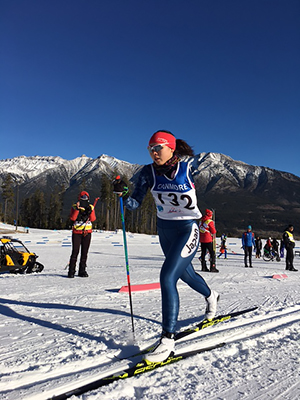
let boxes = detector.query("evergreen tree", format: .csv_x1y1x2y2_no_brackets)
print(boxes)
20,190,47,228
78,178,87,194
32,190,47,228
48,186,63,229
141,189,156,234
19,197,32,227
1,174,15,224
100,174,114,230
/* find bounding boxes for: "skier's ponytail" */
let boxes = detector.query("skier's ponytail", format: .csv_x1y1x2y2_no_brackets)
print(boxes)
174,139,195,157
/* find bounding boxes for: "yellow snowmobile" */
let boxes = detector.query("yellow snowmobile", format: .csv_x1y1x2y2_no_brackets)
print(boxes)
0,237,44,274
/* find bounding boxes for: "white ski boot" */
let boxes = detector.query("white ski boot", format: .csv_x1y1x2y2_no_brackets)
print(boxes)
205,290,220,320
144,332,175,363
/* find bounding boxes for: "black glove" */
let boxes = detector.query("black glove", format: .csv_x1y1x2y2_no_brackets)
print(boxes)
113,176,129,198
84,204,94,215
79,199,89,210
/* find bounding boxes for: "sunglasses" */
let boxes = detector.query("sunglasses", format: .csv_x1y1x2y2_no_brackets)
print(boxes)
147,143,168,153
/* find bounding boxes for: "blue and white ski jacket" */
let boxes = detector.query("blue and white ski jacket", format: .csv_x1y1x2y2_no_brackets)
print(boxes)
124,158,201,221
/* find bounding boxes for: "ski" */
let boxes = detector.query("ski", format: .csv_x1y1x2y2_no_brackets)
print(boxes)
50,342,225,399
175,305,258,340
49,306,257,399
123,305,258,358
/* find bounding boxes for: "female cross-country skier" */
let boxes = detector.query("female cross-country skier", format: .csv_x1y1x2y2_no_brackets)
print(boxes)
113,130,219,363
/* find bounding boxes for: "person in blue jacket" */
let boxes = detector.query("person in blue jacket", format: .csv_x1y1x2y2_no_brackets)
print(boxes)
242,225,255,267
113,130,219,363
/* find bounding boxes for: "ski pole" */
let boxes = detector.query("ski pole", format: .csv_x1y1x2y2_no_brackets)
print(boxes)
118,194,135,335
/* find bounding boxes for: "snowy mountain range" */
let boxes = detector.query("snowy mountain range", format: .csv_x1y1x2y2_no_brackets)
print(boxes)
1,153,300,236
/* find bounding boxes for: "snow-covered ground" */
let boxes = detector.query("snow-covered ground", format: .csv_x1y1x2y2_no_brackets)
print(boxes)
0,223,299,400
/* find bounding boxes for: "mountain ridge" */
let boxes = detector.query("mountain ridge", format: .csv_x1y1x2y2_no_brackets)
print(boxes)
1,153,299,236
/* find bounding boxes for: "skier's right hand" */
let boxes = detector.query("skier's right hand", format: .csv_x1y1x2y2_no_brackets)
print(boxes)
113,176,129,198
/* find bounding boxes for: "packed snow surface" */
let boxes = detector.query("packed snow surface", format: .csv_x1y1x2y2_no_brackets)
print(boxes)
0,224,299,400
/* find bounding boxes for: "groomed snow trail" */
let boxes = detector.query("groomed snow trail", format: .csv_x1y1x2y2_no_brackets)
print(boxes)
0,226,299,399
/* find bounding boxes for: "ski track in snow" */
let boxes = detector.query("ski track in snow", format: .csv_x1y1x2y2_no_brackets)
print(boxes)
0,224,299,400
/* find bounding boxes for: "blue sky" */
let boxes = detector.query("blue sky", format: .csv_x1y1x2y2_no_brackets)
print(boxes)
1,0,300,176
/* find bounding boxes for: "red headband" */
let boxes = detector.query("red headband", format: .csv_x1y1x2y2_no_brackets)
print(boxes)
148,131,176,151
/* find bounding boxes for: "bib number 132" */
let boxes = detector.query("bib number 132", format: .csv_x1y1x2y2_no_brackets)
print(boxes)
157,193,195,210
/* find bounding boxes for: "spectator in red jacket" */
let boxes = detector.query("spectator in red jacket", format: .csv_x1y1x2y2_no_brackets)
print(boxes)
199,209,218,273
68,191,96,278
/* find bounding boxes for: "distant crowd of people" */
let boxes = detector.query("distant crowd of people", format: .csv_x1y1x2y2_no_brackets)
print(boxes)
198,221,297,272
240,224,297,271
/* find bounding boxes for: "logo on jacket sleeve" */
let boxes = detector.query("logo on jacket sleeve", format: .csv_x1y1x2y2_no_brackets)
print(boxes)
181,223,199,258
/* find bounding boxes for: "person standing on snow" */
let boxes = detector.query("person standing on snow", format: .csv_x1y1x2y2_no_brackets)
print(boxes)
199,209,219,272
68,191,96,278
255,236,262,258
280,238,285,258
218,234,227,259
271,238,279,255
242,225,255,268
282,225,297,271
113,130,219,363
